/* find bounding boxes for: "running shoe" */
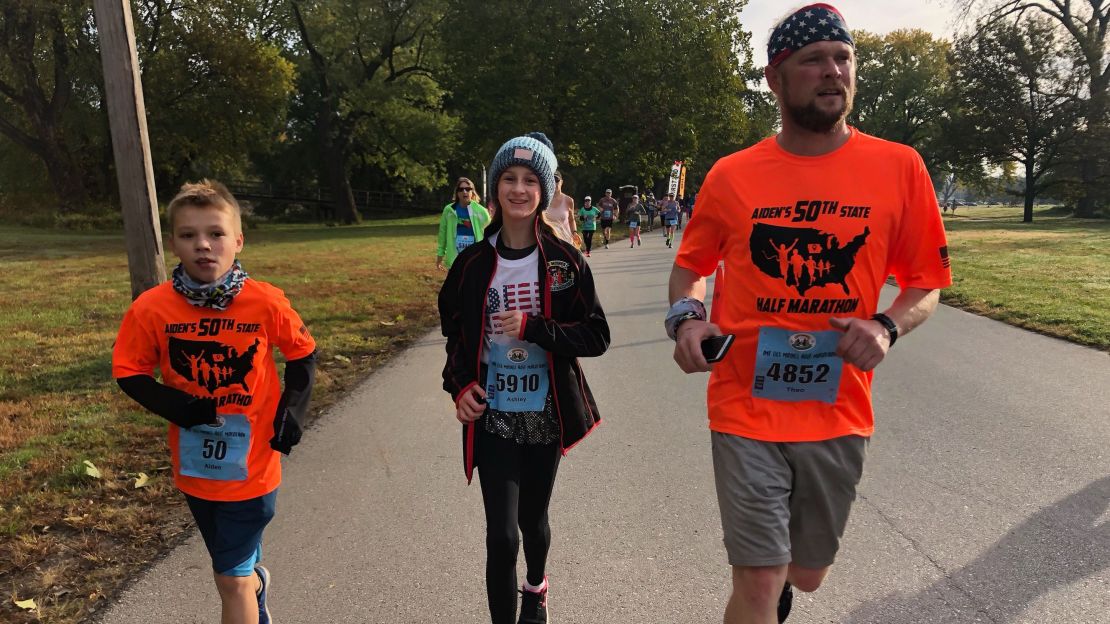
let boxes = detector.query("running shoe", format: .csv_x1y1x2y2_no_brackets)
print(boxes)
255,565,272,624
778,582,793,622
518,578,549,624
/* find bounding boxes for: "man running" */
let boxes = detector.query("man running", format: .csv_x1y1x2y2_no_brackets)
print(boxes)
645,192,658,232
597,189,620,249
660,192,680,248
664,5,951,623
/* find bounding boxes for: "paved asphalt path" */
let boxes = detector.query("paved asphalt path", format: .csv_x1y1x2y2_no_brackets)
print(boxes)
99,226,1109,624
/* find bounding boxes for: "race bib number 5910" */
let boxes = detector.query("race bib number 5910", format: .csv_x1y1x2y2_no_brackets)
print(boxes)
752,328,843,404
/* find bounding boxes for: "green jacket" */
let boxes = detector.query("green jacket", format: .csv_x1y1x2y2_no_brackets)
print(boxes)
437,201,491,268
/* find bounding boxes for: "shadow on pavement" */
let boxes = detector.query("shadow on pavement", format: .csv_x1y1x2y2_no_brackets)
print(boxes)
844,475,1110,623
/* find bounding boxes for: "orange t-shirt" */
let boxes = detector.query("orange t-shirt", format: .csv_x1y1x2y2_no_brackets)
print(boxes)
676,129,952,442
112,279,316,501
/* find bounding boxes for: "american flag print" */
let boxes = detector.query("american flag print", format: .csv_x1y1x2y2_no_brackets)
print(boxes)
487,281,541,335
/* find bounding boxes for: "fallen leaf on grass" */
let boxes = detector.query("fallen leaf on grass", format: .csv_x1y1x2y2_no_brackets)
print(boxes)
83,460,101,479
134,473,150,488
14,597,36,611
333,354,351,363
379,320,396,326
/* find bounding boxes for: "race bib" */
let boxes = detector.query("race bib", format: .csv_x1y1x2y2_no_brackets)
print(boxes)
752,328,843,404
178,414,251,481
602,209,612,219
455,234,476,253
666,219,677,226
629,221,639,228
486,340,549,412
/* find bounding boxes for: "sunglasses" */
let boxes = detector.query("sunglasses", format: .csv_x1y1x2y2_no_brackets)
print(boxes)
457,187,473,192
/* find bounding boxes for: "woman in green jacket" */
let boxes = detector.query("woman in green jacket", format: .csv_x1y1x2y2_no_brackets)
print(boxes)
436,177,492,270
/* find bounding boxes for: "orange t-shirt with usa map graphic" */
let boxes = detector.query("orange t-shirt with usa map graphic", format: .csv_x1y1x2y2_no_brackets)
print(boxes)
676,128,952,442
113,279,316,501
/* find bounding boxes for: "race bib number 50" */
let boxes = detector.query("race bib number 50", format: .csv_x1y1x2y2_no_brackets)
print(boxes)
752,328,843,404
178,414,251,481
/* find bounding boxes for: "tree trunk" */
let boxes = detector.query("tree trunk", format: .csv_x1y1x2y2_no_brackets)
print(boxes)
326,149,359,225
316,108,359,224
1076,82,1109,218
39,131,90,214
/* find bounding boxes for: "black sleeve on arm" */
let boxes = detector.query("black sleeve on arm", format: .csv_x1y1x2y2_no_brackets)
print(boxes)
269,350,317,455
116,375,217,429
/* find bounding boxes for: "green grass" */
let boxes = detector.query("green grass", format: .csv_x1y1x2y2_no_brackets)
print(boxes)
941,205,1110,350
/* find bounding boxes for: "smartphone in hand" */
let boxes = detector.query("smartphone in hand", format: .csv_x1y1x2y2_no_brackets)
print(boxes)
701,334,735,363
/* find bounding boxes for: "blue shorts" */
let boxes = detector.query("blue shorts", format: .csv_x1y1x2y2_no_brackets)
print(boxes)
185,489,277,576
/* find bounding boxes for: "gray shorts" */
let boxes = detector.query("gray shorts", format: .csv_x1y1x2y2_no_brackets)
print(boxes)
711,431,867,569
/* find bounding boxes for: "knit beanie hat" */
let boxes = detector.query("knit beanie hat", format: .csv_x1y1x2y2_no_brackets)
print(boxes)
488,132,558,213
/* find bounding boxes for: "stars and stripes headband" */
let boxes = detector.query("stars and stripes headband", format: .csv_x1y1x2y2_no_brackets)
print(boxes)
767,3,854,67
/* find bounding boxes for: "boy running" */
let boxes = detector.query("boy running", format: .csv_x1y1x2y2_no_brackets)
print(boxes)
577,196,600,257
113,180,317,624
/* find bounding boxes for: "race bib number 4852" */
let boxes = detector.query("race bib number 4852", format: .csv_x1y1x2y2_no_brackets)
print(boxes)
752,328,843,404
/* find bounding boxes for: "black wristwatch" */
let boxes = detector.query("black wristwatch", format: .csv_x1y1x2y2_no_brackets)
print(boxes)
871,313,898,346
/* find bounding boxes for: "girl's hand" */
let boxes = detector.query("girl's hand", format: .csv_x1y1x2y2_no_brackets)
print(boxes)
456,384,487,423
496,310,525,338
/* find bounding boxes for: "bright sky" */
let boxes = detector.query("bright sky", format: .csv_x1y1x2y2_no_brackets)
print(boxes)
740,0,963,67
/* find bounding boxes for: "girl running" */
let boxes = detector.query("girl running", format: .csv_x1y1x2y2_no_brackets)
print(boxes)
626,196,645,248
577,196,600,257
438,132,610,624
544,171,577,244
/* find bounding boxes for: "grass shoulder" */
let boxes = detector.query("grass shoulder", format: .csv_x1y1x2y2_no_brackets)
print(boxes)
941,205,1109,351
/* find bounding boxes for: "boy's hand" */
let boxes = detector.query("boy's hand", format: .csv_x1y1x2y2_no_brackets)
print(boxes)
269,408,303,455
174,397,219,430
456,385,487,423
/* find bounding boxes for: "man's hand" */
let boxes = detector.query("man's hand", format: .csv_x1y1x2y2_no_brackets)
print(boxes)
673,319,722,373
456,384,487,423
435,256,445,271
829,317,890,371
496,310,525,338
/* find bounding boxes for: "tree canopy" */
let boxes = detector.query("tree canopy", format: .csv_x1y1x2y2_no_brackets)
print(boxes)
0,0,1104,219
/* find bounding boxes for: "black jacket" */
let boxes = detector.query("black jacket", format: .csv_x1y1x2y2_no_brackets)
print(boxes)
438,218,610,482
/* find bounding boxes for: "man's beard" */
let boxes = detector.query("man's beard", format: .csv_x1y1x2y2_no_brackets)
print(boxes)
782,85,854,134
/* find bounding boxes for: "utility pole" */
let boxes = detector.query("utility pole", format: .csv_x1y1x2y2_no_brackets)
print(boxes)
94,0,166,299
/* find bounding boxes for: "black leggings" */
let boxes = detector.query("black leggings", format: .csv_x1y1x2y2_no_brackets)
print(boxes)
582,230,595,252
476,426,561,624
